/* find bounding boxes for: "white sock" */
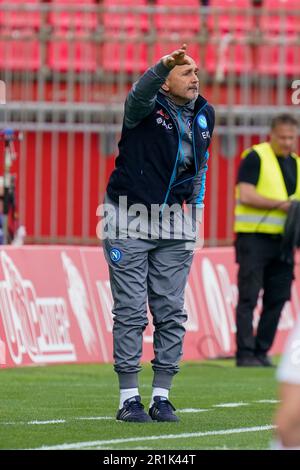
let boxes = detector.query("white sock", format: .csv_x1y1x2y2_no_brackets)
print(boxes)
119,388,139,409
150,387,169,407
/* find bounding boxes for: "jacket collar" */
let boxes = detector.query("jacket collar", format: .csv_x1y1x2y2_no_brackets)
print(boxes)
157,91,207,116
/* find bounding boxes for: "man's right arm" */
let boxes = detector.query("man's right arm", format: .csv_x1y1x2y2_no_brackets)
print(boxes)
124,43,192,129
124,61,170,129
237,150,291,212
239,183,291,212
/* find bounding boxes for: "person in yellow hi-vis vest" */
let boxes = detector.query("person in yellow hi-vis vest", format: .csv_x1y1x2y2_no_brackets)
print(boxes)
234,114,300,367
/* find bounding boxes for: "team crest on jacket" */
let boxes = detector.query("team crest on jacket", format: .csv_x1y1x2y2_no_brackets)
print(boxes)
197,114,207,129
110,248,122,263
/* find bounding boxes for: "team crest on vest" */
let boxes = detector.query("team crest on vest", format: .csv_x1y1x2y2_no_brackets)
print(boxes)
110,248,122,263
197,114,207,129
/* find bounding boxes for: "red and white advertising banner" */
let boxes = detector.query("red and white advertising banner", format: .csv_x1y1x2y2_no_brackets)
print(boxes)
0,246,299,368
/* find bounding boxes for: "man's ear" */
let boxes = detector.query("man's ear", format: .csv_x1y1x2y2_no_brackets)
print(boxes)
161,82,170,92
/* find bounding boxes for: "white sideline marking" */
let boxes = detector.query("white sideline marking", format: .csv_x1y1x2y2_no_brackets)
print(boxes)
28,420,66,425
3,422,22,426
76,416,114,421
32,425,275,450
213,402,249,408
2,398,279,427
255,400,280,404
177,409,210,413
2,417,113,426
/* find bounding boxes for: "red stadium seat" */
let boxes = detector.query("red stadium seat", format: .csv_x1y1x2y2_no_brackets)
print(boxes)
155,39,252,76
0,39,41,70
257,44,300,76
102,41,148,73
208,0,253,32
260,0,300,35
154,0,200,34
153,41,252,76
48,31,97,71
205,41,253,75
102,0,148,33
49,0,98,30
0,0,41,29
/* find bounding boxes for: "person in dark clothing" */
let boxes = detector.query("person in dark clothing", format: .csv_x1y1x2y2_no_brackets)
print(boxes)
234,114,300,367
102,44,215,421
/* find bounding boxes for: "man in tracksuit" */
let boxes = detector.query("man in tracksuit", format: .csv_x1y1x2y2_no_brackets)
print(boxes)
102,44,215,422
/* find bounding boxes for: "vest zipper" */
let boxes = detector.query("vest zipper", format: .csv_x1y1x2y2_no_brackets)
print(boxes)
177,109,185,164
171,103,208,188
156,98,181,214
156,98,208,212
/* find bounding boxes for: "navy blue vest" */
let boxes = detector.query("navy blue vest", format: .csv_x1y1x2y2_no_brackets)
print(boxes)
106,92,215,208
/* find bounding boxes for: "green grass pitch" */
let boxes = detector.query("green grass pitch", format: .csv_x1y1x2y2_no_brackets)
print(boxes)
0,359,280,450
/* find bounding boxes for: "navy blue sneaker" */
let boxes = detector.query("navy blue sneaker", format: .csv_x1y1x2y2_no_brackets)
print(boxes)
116,396,152,422
149,396,179,422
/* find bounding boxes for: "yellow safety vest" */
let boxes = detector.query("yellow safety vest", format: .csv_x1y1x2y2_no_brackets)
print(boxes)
234,142,300,234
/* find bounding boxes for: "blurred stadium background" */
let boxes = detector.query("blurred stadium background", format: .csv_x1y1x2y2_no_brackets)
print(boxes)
0,0,299,246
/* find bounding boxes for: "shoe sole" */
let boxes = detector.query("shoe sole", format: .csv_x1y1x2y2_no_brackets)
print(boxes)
116,418,153,423
151,419,179,422
150,416,179,422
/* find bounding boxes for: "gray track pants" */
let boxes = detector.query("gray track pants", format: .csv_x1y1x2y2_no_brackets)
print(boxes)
103,236,194,390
